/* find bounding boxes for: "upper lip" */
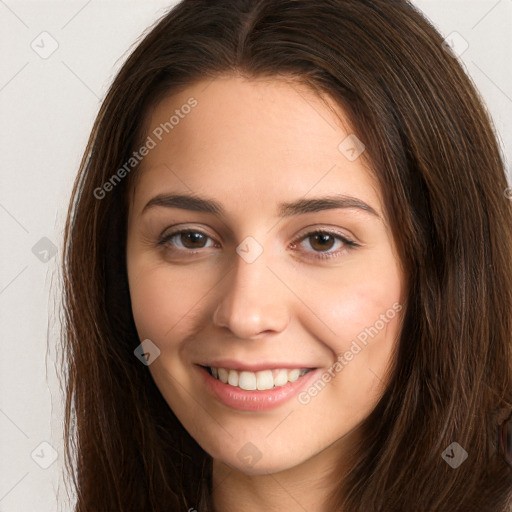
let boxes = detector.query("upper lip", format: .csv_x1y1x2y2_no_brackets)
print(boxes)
198,360,317,372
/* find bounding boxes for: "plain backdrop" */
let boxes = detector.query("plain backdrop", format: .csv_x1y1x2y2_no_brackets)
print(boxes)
0,1,511,510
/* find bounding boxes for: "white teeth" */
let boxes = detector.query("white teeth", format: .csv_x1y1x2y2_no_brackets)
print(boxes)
217,367,228,384
256,370,273,390
288,369,300,382
273,369,288,387
239,371,257,390
208,366,311,390
227,369,238,387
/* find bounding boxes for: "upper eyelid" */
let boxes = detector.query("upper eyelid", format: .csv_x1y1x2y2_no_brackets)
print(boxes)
161,223,356,240
292,227,355,242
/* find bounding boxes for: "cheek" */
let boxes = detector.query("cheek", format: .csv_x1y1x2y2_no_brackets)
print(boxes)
298,253,403,351
127,258,209,345
292,248,403,403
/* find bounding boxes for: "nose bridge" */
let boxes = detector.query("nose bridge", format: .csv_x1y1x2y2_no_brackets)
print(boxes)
212,238,290,338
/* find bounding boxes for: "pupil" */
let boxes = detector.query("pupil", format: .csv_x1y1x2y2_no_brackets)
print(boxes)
311,233,334,251
183,232,205,248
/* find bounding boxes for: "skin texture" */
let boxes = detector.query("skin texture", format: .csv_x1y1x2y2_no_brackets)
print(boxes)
126,75,405,511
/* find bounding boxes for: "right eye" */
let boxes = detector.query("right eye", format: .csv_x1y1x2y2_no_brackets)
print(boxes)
158,229,218,254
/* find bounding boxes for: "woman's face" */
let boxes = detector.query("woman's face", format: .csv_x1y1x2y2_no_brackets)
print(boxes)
126,75,404,475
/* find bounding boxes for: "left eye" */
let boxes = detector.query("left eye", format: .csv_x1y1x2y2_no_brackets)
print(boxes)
292,230,357,254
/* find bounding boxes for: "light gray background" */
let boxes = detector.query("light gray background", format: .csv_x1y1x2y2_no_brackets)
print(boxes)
1,1,511,510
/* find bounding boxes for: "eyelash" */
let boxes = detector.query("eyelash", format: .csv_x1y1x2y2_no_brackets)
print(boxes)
157,227,359,261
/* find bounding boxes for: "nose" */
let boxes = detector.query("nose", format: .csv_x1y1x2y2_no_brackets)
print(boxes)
212,245,291,340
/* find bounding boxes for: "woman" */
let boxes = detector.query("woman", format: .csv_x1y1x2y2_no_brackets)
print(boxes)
60,0,512,510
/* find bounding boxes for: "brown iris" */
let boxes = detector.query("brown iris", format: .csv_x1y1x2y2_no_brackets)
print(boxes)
309,232,336,252
180,231,208,249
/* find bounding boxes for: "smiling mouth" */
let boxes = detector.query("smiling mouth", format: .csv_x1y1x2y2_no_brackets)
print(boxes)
200,365,313,391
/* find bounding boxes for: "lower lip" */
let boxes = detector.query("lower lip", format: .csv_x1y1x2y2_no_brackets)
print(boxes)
197,365,321,411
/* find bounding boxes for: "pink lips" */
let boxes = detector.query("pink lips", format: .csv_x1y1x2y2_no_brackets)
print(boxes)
197,364,320,411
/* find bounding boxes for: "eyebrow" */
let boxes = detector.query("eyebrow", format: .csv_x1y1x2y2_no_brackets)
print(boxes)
141,192,380,219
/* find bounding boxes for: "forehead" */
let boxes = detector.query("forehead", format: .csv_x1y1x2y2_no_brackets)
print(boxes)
128,75,382,219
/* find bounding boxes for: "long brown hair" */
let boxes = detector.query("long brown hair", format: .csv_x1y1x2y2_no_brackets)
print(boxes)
60,0,512,510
